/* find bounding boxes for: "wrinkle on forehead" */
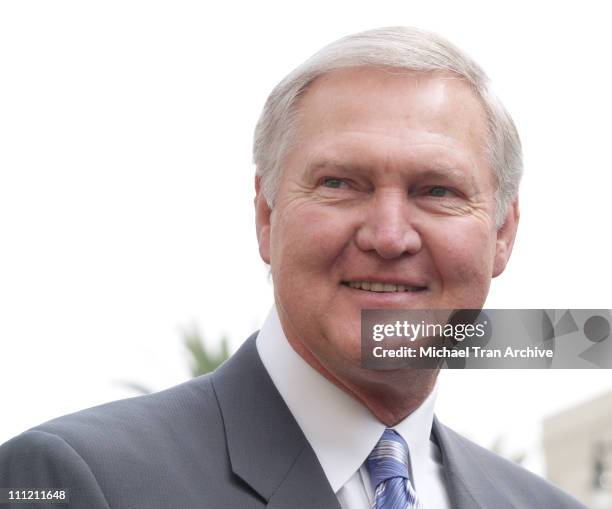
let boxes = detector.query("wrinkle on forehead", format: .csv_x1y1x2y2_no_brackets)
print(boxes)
285,66,493,192
296,68,487,151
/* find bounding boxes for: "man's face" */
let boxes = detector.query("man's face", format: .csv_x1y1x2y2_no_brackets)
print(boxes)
256,67,518,375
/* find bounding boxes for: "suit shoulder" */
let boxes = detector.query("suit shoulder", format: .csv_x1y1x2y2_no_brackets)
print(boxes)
0,374,245,508
0,430,111,508
35,373,219,442
4,374,226,480
438,424,587,508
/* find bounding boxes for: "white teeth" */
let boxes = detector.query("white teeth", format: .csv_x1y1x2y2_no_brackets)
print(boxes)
345,281,423,293
371,282,384,292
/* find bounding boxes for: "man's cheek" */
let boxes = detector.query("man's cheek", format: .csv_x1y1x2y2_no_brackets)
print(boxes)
287,216,351,256
428,232,493,289
427,223,493,262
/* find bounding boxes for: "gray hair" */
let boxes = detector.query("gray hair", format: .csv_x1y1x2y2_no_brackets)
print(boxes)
253,26,522,228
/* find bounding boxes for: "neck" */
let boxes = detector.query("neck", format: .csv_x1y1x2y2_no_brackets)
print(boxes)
287,336,439,427
341,369,438,426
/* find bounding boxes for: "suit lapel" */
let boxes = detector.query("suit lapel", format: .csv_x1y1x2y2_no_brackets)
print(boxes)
433,417,517,509
215,333,521,509
212,334,341,509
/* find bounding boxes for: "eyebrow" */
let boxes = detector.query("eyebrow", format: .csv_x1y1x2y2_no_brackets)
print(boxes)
304,160,363,179
305,159,473,183
303,158,484,195
412,167,471,182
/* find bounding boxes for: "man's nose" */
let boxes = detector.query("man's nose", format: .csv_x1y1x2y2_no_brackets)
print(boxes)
354,192,423,259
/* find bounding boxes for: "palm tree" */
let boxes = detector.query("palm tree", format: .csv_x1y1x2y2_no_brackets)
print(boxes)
182,327,230,377
117,326,231,395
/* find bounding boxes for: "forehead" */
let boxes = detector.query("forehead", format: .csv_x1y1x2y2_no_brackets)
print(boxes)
289,67,490,174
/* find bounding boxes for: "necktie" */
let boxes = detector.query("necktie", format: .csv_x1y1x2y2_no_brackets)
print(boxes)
367,428,421,509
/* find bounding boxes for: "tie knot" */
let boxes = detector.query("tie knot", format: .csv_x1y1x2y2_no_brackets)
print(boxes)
367,428,410,488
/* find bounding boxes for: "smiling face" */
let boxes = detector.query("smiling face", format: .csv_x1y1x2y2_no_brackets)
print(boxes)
255,67,518,384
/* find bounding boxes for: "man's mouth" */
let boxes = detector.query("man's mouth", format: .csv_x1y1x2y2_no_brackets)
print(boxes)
341,281,427,293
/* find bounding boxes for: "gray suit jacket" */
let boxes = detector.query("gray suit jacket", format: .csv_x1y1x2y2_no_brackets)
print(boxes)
0,333,586,508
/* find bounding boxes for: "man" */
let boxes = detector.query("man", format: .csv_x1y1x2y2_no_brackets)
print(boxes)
0,27,585,508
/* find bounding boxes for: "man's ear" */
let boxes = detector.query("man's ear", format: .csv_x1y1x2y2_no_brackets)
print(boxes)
493,197,520,278
254,176,272,264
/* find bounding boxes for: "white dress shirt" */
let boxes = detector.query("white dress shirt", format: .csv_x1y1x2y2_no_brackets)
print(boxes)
256,305,452,509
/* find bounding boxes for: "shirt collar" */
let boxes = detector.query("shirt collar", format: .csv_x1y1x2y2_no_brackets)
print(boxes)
256,305,438,493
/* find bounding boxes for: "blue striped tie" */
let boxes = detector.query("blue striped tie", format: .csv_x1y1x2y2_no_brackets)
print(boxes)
367,428,421,509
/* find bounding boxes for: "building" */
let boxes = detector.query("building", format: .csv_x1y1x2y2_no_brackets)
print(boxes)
543,391,612,508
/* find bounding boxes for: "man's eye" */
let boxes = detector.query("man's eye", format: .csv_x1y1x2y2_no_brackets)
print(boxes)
427,186,450,197
322,178,348,189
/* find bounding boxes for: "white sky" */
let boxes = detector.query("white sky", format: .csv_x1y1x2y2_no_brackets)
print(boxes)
1,0,611,476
